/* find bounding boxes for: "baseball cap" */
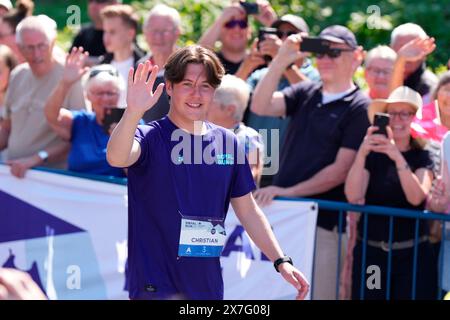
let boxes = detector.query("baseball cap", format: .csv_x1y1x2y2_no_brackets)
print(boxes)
271,14,309,33
319,25,358,49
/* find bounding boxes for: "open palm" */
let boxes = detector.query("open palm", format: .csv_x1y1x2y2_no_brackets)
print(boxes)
398,37,436,62
63,47,89,85
126,61,164,115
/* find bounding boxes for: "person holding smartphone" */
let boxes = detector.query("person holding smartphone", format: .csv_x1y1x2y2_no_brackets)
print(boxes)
345,86,436,299
44,47,126,178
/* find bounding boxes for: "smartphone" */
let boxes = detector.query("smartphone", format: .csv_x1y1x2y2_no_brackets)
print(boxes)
258,27,278,62
239,1,259,15
373,112,390,136
102,108,125,135
300,37,331,54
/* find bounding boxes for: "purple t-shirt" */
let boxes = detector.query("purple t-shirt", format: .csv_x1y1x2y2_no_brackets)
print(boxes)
127,116,256,300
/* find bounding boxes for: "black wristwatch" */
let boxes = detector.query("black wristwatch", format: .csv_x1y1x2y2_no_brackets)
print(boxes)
274,255,293,272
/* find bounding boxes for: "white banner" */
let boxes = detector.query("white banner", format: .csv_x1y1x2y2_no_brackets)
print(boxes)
0,165,317,300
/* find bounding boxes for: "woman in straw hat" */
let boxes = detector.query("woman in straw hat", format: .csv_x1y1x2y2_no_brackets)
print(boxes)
345,86,437,299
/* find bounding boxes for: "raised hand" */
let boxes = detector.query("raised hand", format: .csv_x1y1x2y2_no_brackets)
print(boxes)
255,0,277,27
63,47,89,86
398,37,436,62
126,61,165,117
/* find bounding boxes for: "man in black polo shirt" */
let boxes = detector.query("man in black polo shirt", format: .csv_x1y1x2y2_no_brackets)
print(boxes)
251,25,370,300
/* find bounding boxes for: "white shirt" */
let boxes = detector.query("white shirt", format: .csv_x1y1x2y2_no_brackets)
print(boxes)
112,57,134,108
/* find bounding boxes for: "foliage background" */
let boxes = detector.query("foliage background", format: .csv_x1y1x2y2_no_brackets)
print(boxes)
31,0,450,71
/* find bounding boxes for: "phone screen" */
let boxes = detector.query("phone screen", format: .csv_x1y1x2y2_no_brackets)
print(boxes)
373,112,390,136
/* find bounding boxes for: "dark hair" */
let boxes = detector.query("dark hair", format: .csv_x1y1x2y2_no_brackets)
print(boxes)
0,44,17,71
2,0,34,32
164,45,225,88
432,70,450,101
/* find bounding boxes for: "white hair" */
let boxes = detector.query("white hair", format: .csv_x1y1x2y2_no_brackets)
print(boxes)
214,75,250,122
365,45,397,66
143,4,181,31
84,71,124,94
16,15,57,45
390,23,428,47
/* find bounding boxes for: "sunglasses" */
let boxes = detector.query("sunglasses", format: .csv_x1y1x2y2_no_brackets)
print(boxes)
276,31,297,39
315,48,354,59
224,19,248,29
89,68,119,79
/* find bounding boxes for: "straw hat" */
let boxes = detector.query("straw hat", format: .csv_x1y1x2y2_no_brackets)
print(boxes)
367,86,422,124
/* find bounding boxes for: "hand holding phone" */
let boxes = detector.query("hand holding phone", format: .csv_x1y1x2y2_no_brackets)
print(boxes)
373,112,390,136
258,27,278,62
102,108,125,135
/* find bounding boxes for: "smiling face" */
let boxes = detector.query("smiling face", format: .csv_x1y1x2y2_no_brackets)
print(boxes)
386,102,416,140
166,63,216,126
220,13,250,54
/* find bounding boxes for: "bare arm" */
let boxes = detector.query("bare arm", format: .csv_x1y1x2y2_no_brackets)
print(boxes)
345,150,370,204
107,62,164,168
286,148,357,197
198,5,245,49
44,82,74,141
230,192,309,300
45,47,89,141
251,34,304,117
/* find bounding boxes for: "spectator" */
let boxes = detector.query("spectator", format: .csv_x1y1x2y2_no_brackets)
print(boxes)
0,44,17,162
71,0,119,65
0,0,34,64
245,14,320,186
364,45,397,99
390,23,438,104
345,86,436,300
0,0,11,16
45,48,125,178
198,1,277,75
428,134,450,296
0,15,86,178
251,25,370,299
100,4,145,107
139,4,181,123
207,74,264,185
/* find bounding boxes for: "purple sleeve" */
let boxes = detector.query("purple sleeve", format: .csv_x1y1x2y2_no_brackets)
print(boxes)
230,143,257,198
130,125,150,168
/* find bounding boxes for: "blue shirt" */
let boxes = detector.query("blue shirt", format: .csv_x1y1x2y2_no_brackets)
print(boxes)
127,116,256,300
69,111,125,177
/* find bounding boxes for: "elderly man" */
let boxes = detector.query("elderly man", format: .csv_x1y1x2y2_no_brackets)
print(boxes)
207,74,264,185
138,4,181,123
0,15,86,178
251,25,370,299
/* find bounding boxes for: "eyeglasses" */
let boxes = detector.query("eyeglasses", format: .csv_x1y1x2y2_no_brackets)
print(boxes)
315,48,354,59
387,111,415,120
147,29,176,37
20,43,49,54
367,66,393,77
276,31,297,39
89,68,119,79
224,19,248,29
90,91,119,98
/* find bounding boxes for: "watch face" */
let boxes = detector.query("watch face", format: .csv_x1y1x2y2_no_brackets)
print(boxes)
38,151,49,161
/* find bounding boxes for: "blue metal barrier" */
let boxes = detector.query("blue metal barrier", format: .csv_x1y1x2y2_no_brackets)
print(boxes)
277,196,450,300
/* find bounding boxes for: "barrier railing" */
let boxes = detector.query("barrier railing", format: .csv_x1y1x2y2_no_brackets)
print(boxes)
277,197,450,300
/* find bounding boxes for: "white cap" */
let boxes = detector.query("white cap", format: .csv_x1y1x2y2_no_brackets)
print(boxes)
0,0,12,11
